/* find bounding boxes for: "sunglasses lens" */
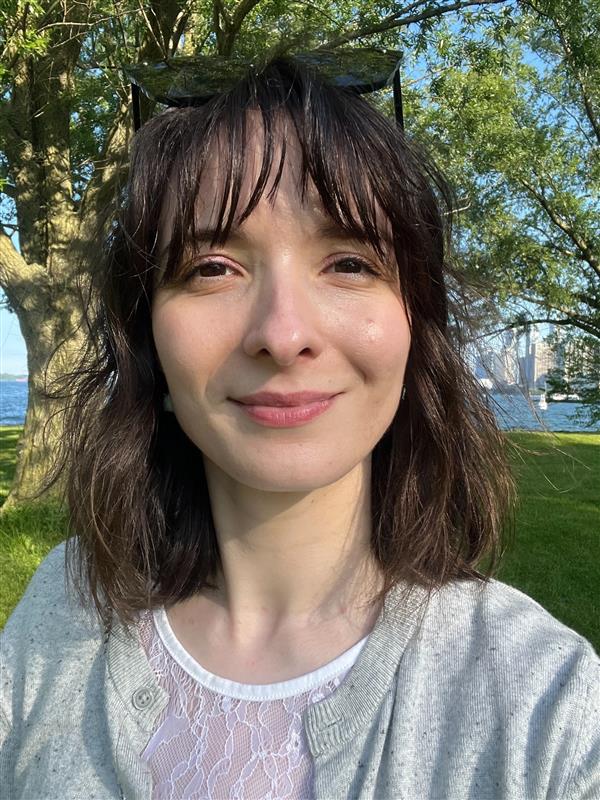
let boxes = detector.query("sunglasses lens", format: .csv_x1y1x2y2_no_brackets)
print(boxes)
124,56,250,106
295,49,401,94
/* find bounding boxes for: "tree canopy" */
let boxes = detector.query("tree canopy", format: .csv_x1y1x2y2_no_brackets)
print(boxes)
407,0,599,342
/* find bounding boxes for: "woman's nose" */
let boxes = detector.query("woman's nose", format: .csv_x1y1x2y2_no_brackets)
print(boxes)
241,272,325,366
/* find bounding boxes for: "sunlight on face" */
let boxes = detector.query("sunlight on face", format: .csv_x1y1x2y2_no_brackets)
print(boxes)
152,118,410,493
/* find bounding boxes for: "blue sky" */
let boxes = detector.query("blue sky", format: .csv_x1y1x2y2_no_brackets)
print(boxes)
0,298,27,374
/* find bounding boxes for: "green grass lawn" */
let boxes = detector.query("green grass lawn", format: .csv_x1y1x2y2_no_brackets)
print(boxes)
498,431,599,649
1,426,599,650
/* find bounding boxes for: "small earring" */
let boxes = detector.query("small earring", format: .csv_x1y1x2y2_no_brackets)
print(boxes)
401,386,407,401
163,393,174,412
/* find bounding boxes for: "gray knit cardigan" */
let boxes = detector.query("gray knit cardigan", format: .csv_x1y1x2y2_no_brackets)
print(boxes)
1,543,599,799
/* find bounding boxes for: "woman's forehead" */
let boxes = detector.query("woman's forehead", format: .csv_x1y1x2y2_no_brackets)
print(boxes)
200,117,312,220
159,110,394,255
160,188,394,262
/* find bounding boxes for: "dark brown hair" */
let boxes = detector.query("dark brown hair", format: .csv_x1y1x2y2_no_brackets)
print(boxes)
54,56,514,627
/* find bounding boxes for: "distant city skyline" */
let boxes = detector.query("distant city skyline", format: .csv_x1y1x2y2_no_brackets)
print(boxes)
472,326,560,391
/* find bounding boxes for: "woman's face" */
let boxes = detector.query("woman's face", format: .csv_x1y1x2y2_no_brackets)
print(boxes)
152,129,411,492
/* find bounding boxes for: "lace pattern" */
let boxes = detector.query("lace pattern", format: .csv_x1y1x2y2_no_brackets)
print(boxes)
138,611,358,800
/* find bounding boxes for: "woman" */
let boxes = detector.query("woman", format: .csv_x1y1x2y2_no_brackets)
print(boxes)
1,56,598,800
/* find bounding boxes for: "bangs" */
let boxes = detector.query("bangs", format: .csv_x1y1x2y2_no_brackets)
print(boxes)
128,58,447,297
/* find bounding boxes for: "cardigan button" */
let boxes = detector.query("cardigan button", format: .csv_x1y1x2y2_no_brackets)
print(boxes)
132,687,153,710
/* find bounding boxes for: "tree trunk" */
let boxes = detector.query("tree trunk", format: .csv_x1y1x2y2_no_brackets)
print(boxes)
0,2,85,508
1,247,86,508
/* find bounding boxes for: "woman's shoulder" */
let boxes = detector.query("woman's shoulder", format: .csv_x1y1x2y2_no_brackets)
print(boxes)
2,541,101,645
419,577,598,675
381,579,600,797
433,576,596,653
406,576,599,729
1,542,104,706
0,544,122,799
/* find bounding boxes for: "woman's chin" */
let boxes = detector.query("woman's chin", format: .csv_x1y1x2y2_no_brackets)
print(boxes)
203,452,364,495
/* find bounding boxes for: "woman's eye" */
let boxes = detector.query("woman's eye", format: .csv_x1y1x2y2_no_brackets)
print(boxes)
329,257,380,277
181,256,380,283
186,261,234,280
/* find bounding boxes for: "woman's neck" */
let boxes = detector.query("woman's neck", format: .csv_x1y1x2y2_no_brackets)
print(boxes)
165,456,383,682
203,455,379,623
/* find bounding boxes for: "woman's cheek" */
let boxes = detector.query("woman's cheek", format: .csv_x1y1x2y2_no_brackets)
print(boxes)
153,300,238,384
353,312,411,377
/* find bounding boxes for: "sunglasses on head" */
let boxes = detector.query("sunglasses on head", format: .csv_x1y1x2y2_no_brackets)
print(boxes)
123,47,404,133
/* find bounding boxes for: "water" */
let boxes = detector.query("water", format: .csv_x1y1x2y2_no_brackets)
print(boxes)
488,393,598,433
0,381,28,426
0,381,598,432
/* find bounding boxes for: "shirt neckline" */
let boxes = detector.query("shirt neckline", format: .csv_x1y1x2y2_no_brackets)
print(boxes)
152,606,369,701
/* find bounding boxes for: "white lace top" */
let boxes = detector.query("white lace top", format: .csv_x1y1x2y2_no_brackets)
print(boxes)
138,609,368,800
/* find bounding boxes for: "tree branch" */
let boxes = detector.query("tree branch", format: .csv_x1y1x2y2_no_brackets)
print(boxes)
230,0,263,31
288,0,339,26
212,0,227,52
575,292,600,312
517,178,600,279
169,4,193,53
521,0,600,146
215,0,263,56
136,0,166,58
484,316,600,339
0,184,16,200
0,227,45,312
319,0,508,49
78,105,130,236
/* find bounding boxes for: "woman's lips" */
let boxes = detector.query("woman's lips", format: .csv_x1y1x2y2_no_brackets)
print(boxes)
230,395,338,427
234,390,336,406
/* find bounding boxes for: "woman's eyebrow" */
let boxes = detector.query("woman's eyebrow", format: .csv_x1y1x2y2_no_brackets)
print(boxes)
314,221,364,243
314,221,393,250
157,227,246,259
